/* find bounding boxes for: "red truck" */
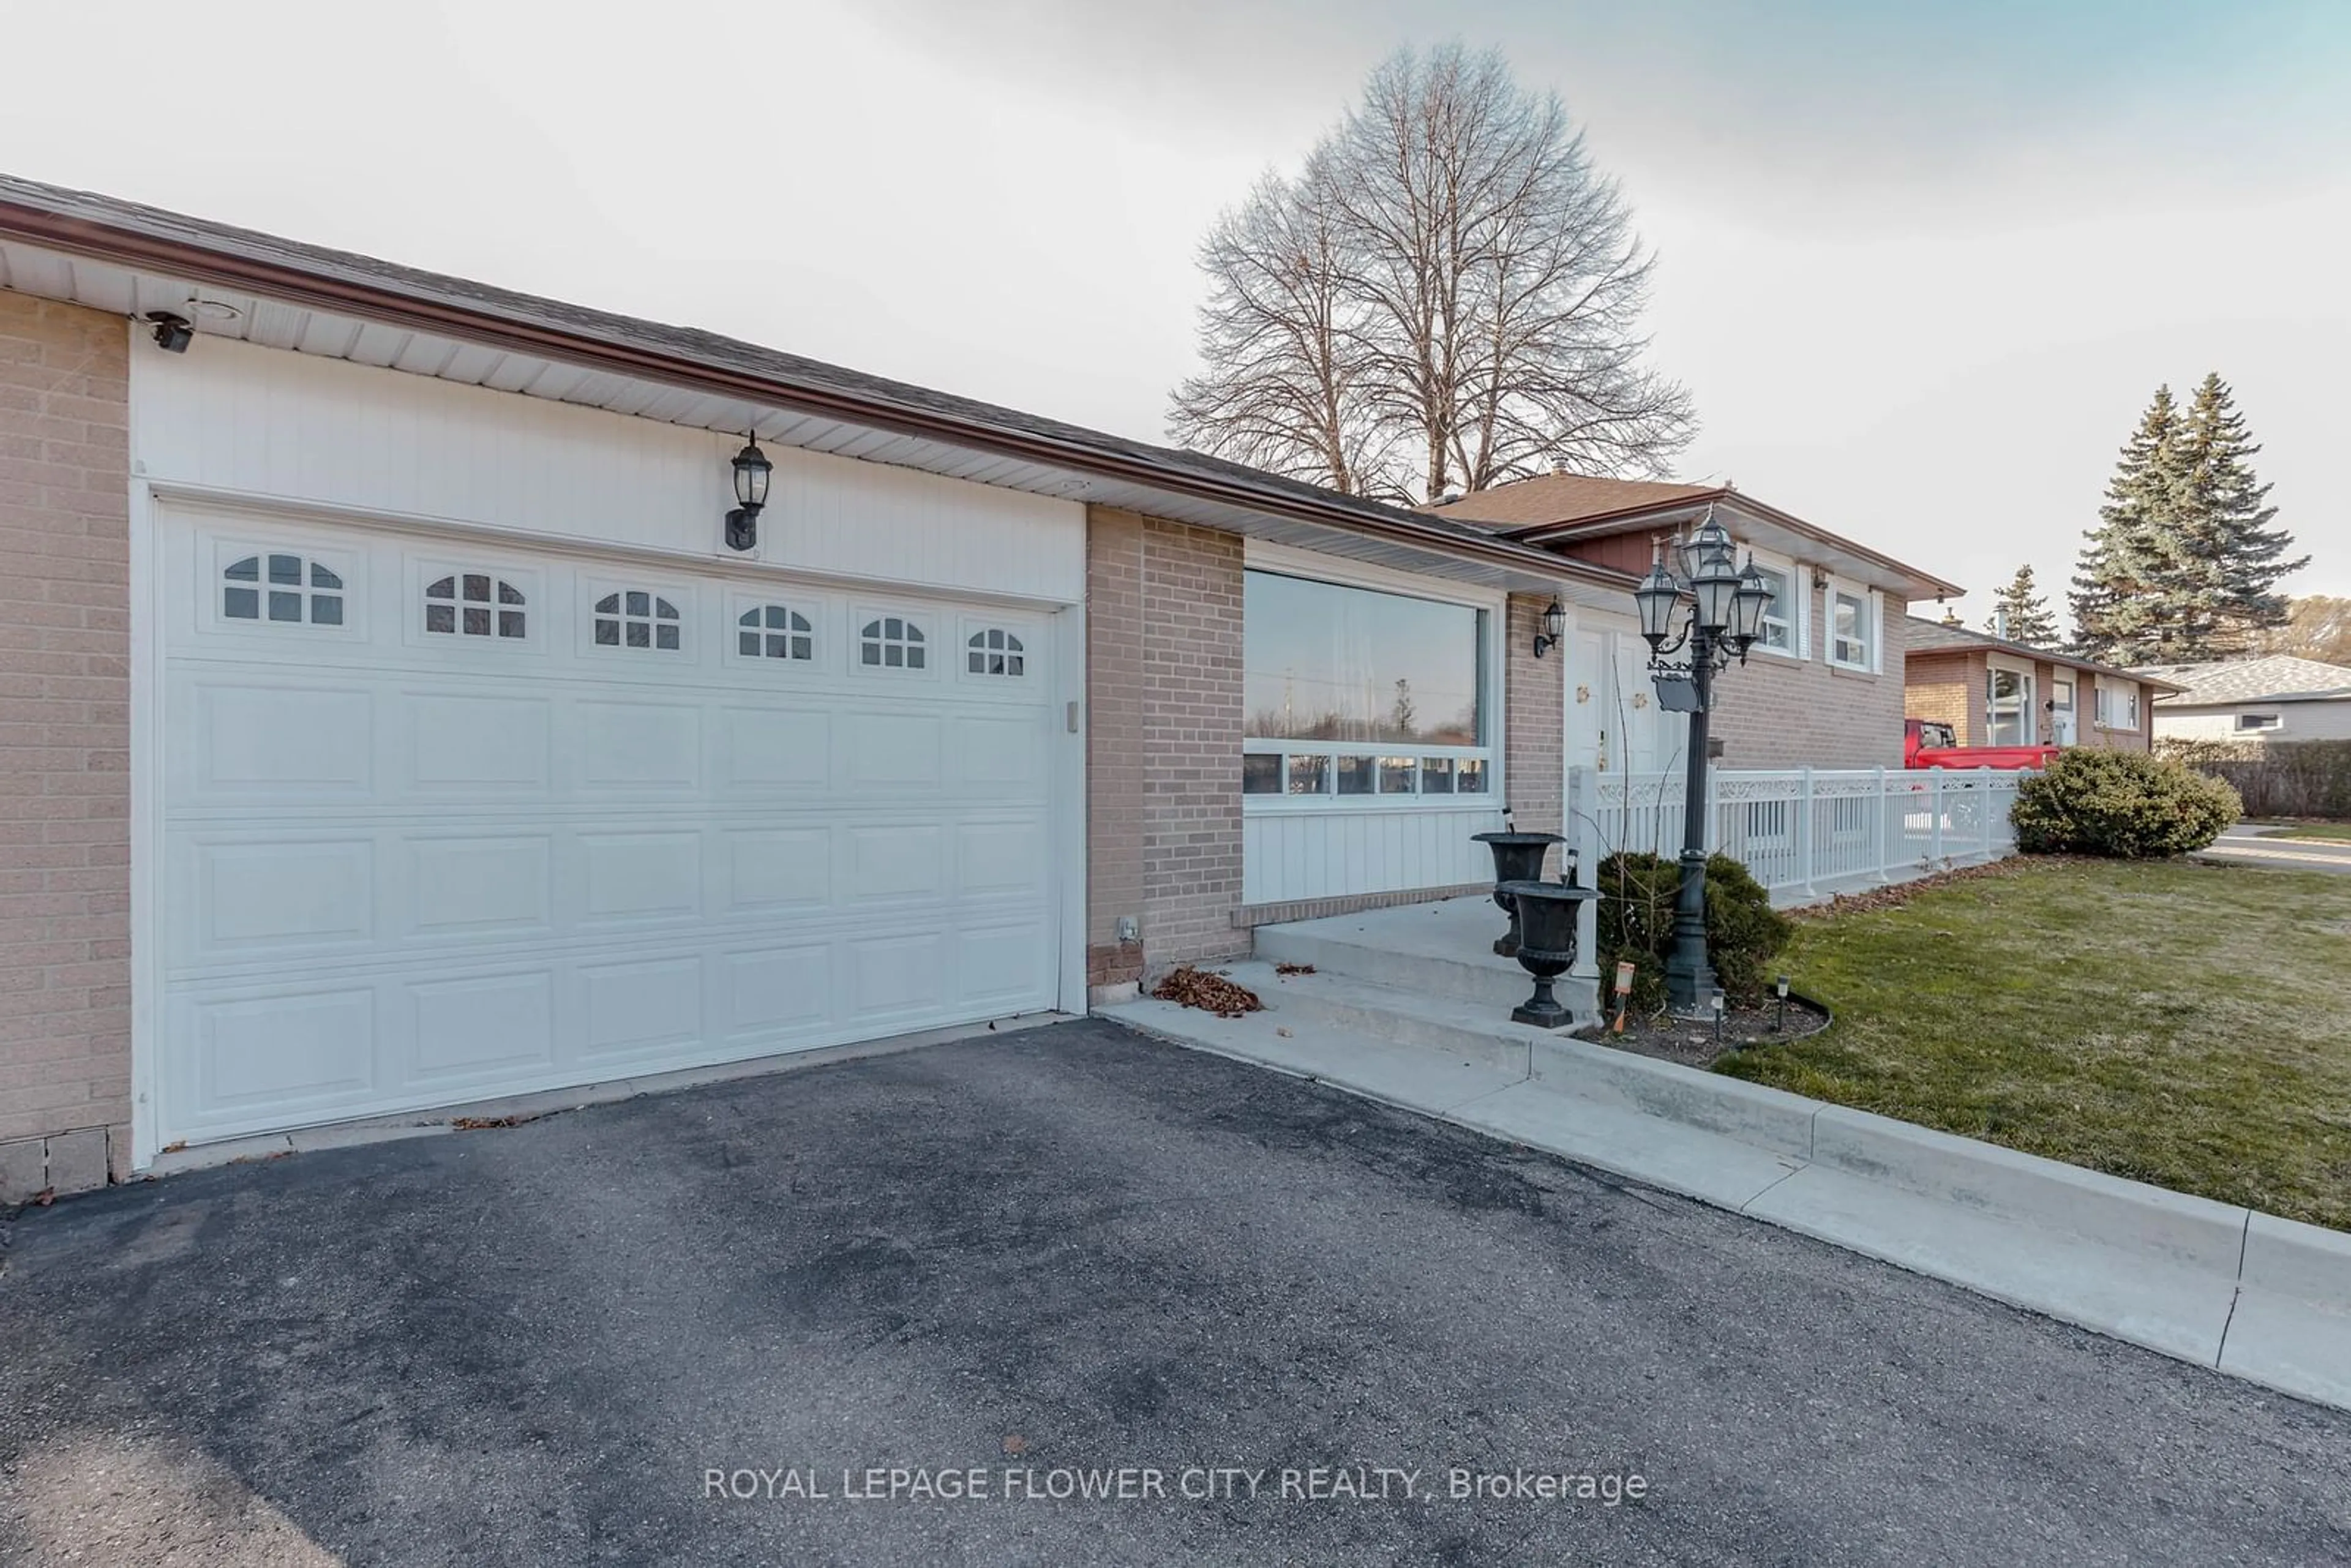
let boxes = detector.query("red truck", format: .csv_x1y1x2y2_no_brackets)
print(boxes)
1903,718,2060,770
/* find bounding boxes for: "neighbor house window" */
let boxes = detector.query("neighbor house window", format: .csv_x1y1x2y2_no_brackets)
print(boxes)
2235,711,2281,733
2094,680,2141,730
1987,666,2033,746
1241,570,1491,802
1829,584,1877,671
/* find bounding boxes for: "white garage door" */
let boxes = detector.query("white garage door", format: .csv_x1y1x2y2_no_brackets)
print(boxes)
154,512,1062,1148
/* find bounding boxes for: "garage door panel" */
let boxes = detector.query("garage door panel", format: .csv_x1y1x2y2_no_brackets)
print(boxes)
956,818,1050,896
578,830,704,921
842,823,946,903
174,986,379,1124
956,923,1051,1011
724,827,832,912
407,970,556,1084
407,692,552,792
574,700,702,790
406,833,554,938
577,954,705,1063
181,680,375,800
157,514,1063,1148
849,931,943,1021
842,712,944,790
953,713,1046,789
179,835,375,961
722,942,834,1037
718,706,833,790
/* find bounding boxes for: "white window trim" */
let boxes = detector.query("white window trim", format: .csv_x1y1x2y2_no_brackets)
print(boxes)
1825,576,1881,673
1240,541,1507,814
1743,547,1807,662
2235,711,2282,733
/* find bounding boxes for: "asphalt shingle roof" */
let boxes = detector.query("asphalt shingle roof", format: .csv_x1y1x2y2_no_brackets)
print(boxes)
2129,655,2351,706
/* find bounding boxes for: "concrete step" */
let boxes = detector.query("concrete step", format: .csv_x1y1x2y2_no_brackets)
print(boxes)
1253,895,1592,1016
1099,967,1532,1118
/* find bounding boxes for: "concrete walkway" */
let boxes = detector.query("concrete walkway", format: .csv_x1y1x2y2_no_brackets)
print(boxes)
2197,823,2351,876
1106,907,2351,1415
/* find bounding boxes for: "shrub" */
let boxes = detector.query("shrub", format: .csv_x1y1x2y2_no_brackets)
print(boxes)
2156,737,2351,821
2011,748,2240,857
1595,851,1792,1013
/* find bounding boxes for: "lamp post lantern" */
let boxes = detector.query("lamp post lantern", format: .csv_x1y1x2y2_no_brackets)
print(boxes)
1635,505,1773,1014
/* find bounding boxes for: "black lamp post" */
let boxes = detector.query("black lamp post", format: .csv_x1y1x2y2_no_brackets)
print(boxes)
725,434,774,552
1632,505,1774,1014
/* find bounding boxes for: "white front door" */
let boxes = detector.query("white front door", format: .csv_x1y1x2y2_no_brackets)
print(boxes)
152,511,1062,1149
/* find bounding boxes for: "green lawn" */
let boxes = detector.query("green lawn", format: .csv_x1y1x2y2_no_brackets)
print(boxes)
2260,823,2351,844
1717,857,2351,1231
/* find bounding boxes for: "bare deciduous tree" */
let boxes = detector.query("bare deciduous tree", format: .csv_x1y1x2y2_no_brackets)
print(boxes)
1169,44,1695,503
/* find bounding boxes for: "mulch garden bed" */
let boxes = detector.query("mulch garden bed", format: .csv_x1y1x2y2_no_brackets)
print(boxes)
1575,992,1831,1068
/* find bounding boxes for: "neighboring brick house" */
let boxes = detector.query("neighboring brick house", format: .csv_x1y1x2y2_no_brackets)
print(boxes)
1903,618,2178,752
1433,475,1961,773
0,172,1641,1195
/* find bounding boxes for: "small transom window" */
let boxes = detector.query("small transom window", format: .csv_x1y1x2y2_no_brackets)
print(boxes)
426,572,527,639
967,627,1026,677
224,553,344,626
740,604,814,661
594,589,682,651
860,615,926,670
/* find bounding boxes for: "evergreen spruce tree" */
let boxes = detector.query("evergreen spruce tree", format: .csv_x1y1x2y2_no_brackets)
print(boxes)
1985,565,2059,647
2172,373,2306,654
2070,386,2181,663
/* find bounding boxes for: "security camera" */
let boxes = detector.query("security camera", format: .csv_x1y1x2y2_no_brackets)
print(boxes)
145,312,193,353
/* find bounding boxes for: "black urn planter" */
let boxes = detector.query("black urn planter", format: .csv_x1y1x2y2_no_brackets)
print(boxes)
1496,879,1599,1029
1471,831,1565,956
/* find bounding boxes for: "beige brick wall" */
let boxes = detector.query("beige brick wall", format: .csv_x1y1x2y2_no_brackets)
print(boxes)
0,293,132,1198
1505,593,1565,874
1084,507,1248,991
1905,649,1984,745
1708,581,1910,768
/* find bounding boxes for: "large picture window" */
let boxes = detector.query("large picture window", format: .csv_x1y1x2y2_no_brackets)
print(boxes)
1241,571,1491,801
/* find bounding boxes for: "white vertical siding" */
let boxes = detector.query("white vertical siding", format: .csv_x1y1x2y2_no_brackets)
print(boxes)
1242,806,1504,906
133,337,1086,604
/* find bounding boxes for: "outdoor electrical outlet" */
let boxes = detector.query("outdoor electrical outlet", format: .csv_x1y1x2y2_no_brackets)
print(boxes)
1116,916,1139,944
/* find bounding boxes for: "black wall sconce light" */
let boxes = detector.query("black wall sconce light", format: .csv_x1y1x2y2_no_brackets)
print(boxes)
1532,598,1566,658
145,311,193,353
724,433,774,552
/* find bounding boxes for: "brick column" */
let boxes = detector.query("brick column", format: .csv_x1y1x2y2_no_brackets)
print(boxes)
1504,592,1566,875
0,293,132,1199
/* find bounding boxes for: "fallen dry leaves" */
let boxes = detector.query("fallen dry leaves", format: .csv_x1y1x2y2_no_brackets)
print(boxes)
1150,966,1264,1019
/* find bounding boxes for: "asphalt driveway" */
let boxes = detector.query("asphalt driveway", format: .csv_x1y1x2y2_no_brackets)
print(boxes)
2198,823,2351,876
3,1020,2347,1566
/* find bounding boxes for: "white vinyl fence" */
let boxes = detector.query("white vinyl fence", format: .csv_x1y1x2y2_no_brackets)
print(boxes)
1568,765,2034,908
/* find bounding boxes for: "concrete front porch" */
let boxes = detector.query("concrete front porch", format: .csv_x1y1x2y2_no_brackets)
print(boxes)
1252,894,1602,1027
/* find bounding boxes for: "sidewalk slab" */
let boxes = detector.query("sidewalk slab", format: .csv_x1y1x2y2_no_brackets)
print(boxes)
1742,1162,2238,1367
1445,1081,1804,1214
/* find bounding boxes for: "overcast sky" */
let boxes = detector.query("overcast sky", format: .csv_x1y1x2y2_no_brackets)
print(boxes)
9,0,2345,609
